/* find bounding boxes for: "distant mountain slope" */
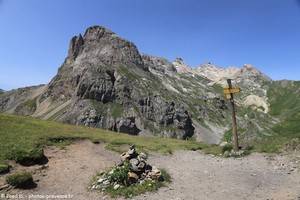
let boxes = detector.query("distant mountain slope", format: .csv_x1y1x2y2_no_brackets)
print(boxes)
268,80,300,136
0,25,298,147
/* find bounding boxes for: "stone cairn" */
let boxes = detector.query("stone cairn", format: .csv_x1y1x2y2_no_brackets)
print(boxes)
91,145,162,191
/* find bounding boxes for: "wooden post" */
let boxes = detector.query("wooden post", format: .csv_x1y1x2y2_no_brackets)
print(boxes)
227,79,239,151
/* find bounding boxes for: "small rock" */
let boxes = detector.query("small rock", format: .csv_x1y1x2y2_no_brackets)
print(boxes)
149,167,161,180
39,164,49,170
138,152,148,161
0,184,10,190
121,152,130,161
128,171,139,182
130,158,140,172
97,178,106,183
103,180,110,185
219,141,228,147
223,151,230,157
138,161,146,170
114,184,120,190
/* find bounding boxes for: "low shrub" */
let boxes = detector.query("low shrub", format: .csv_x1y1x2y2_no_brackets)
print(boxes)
221,144,233,153
0,163,10,174
7,148,48,166
160,169,171,182
107,162,130,186
6,172,35,188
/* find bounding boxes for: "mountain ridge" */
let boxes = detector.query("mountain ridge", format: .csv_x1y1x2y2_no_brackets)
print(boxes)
0,25,298,147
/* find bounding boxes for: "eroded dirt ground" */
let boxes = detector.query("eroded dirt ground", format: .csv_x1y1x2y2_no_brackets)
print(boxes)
1,140,300,200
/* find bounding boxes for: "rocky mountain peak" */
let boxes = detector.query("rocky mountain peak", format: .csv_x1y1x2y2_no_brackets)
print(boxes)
173,57,192,73
174,57,184,65
66,25,145,71
68,34,84,60
239,64,271,81
194,63,239,83
240,64,261,74
83,25,115,40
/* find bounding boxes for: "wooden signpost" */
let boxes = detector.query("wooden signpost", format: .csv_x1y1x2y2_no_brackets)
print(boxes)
224,79,240,151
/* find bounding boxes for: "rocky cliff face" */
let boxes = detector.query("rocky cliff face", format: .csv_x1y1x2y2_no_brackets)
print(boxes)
0,25,282,144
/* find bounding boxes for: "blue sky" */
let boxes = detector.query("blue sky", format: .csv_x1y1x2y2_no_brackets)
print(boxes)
0,0,300,90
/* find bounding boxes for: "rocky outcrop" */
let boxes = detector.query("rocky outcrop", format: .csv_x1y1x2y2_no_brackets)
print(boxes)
76,69,116,103
68,34,84,61
137,96,194,139
142,55,176,76
173,58,192,73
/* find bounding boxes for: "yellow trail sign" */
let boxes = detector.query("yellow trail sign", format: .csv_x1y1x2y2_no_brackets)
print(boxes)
226,79,239,152
223,87,241,95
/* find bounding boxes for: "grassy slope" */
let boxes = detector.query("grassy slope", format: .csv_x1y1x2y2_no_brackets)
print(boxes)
0,114,220,164
254,81,300,152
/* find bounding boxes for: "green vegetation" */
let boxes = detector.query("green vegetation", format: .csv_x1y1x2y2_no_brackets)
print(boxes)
160,168,171,182
231,81,300,153
111,103,124,118
91,101,124,119
6,147,46,166
107,161,131,185
6,172,34,188
221,144,233,153
0,163,10,174
15,98,37,115
97,165,171,198
268,81,300,117
223,130,232,143
117,65,140,81
254,81,300,153
105,179,167,198
23,99,37,110
0,114,220,164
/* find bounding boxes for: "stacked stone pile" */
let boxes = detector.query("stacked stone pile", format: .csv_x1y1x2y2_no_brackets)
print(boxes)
91,145,163,191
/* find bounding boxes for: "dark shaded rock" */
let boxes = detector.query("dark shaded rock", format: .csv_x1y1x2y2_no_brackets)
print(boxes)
77,70,116,103
174,106,194,139
117,117,140,135
160,101,176,126
68,34,84,61
138,96,194,139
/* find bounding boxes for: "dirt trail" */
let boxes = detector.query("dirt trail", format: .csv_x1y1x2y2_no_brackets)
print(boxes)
138,151,300,200
4,140,119,200
1,141,300,200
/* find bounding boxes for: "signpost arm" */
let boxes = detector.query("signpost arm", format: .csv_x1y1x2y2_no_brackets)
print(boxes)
227,79,239,151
